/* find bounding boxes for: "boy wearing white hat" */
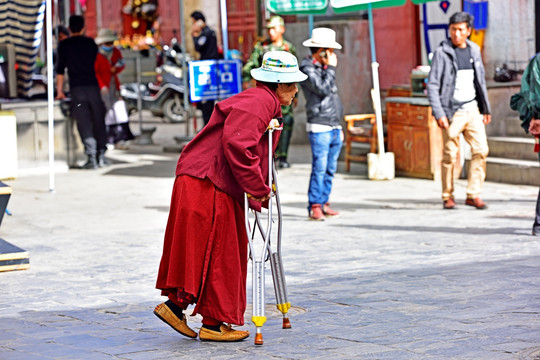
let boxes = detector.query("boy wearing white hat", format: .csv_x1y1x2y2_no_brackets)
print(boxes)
299,28,344,221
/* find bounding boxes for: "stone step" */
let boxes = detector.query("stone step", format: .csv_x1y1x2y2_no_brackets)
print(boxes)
466,157,540,186
502,116,526,137
488,136,538,161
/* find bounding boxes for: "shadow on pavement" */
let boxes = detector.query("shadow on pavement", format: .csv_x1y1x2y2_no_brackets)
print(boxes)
335,223,526,235
103,160,177,178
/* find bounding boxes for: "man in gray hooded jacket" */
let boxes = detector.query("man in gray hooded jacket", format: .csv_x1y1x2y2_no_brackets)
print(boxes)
427,11,491,210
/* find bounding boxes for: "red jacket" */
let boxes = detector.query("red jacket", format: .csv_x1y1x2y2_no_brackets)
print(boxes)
94,47,125,91
176,83,282,211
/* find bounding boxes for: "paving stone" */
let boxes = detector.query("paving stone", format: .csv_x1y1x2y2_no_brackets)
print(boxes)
0,137,539,359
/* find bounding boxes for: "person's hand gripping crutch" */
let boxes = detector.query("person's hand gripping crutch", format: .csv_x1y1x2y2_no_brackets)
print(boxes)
246,118,282,203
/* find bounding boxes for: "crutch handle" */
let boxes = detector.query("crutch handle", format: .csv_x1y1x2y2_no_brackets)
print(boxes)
267,118,282,131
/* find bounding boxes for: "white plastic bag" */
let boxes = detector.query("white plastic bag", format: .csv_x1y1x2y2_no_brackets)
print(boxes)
105,100,129,125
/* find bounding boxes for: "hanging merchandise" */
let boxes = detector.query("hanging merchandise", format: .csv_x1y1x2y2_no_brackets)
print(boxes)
123,0,158,30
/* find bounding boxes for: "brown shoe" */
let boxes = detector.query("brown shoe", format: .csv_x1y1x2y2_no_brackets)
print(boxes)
199,324,250,342
322,203,340,217
309,204,325,221
443,198,456,209
465,197,487,210
153,303,197,338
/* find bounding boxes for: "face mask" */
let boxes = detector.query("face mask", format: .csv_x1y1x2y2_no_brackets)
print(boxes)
100,45,113,52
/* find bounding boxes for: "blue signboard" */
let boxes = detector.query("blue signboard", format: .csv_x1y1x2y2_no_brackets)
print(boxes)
188,60,242,102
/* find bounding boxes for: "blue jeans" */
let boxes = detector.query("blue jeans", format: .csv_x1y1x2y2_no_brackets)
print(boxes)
308,129,343,211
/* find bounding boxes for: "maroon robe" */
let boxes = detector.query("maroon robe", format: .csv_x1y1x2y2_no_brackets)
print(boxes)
156,83,282,325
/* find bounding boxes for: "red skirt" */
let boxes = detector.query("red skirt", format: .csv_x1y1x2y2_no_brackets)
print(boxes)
156,175,248,325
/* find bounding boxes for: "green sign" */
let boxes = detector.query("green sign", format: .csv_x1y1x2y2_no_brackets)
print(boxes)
266,0,329,14
330,0,406,13
266,0,439,15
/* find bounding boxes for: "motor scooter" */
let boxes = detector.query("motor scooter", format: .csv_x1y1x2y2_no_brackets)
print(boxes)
120,44,191,123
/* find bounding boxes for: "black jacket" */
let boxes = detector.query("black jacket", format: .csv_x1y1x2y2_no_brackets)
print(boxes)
56,35,99,89
193,26,219,60
299,56,343,126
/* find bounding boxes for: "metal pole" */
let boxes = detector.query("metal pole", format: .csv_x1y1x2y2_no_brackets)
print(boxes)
308,15,314,36
96,0,102,30
179,0,190,136
367,4,385,154
367,4,376,63
46,0,55,192
53,0,59,28
63,0,69,24
136,53,143,133
220,0,229,59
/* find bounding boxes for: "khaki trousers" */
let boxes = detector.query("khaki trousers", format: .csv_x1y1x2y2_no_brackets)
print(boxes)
441,110,489,200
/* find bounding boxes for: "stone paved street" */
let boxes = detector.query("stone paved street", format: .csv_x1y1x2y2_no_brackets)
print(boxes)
1,119,539,359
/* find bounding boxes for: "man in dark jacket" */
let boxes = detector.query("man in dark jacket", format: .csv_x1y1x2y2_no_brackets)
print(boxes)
427,11,491,210
299,28,343,221
56,15,107,169
190,11,219,126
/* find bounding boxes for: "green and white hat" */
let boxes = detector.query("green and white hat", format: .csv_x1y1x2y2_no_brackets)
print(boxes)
250,51,307,83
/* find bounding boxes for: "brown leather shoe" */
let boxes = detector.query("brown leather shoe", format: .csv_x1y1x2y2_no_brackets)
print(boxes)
443,198,456,209
322,203,340,217
153,303,197,338
309,204,325,221
199,324,250,342
465,197,487,209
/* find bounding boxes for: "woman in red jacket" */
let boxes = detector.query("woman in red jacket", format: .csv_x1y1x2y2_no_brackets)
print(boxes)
94,29,134,150
154,51,307,342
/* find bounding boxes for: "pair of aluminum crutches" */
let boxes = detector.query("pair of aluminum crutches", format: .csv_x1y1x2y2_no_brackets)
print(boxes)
244,119,291,346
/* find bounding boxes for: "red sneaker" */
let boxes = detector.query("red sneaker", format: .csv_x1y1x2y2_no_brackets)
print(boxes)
309,204,325,221
465,197,487,209
322,203,340,217
443,198,456,209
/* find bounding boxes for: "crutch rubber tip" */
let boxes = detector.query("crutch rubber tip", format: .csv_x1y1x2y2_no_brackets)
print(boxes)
282,318,291,329
254,333,264,345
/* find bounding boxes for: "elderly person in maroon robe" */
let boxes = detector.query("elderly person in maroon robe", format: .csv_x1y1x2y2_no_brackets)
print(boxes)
154,51,307,342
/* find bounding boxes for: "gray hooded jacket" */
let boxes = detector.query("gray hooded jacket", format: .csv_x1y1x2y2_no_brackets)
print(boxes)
427,39,491,121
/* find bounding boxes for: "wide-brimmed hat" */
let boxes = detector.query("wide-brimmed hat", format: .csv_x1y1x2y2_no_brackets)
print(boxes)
95,29,118,45
250,51,307,83
302,27,342,49
266,15,284,28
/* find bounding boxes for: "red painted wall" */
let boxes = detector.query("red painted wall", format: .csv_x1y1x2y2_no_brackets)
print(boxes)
373,2,420,90
84,1,123,38
154,1,181,45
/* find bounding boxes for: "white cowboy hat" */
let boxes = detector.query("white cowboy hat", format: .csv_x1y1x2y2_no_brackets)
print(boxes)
95,29,118,45
250,51,307,83
302,27,342,50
